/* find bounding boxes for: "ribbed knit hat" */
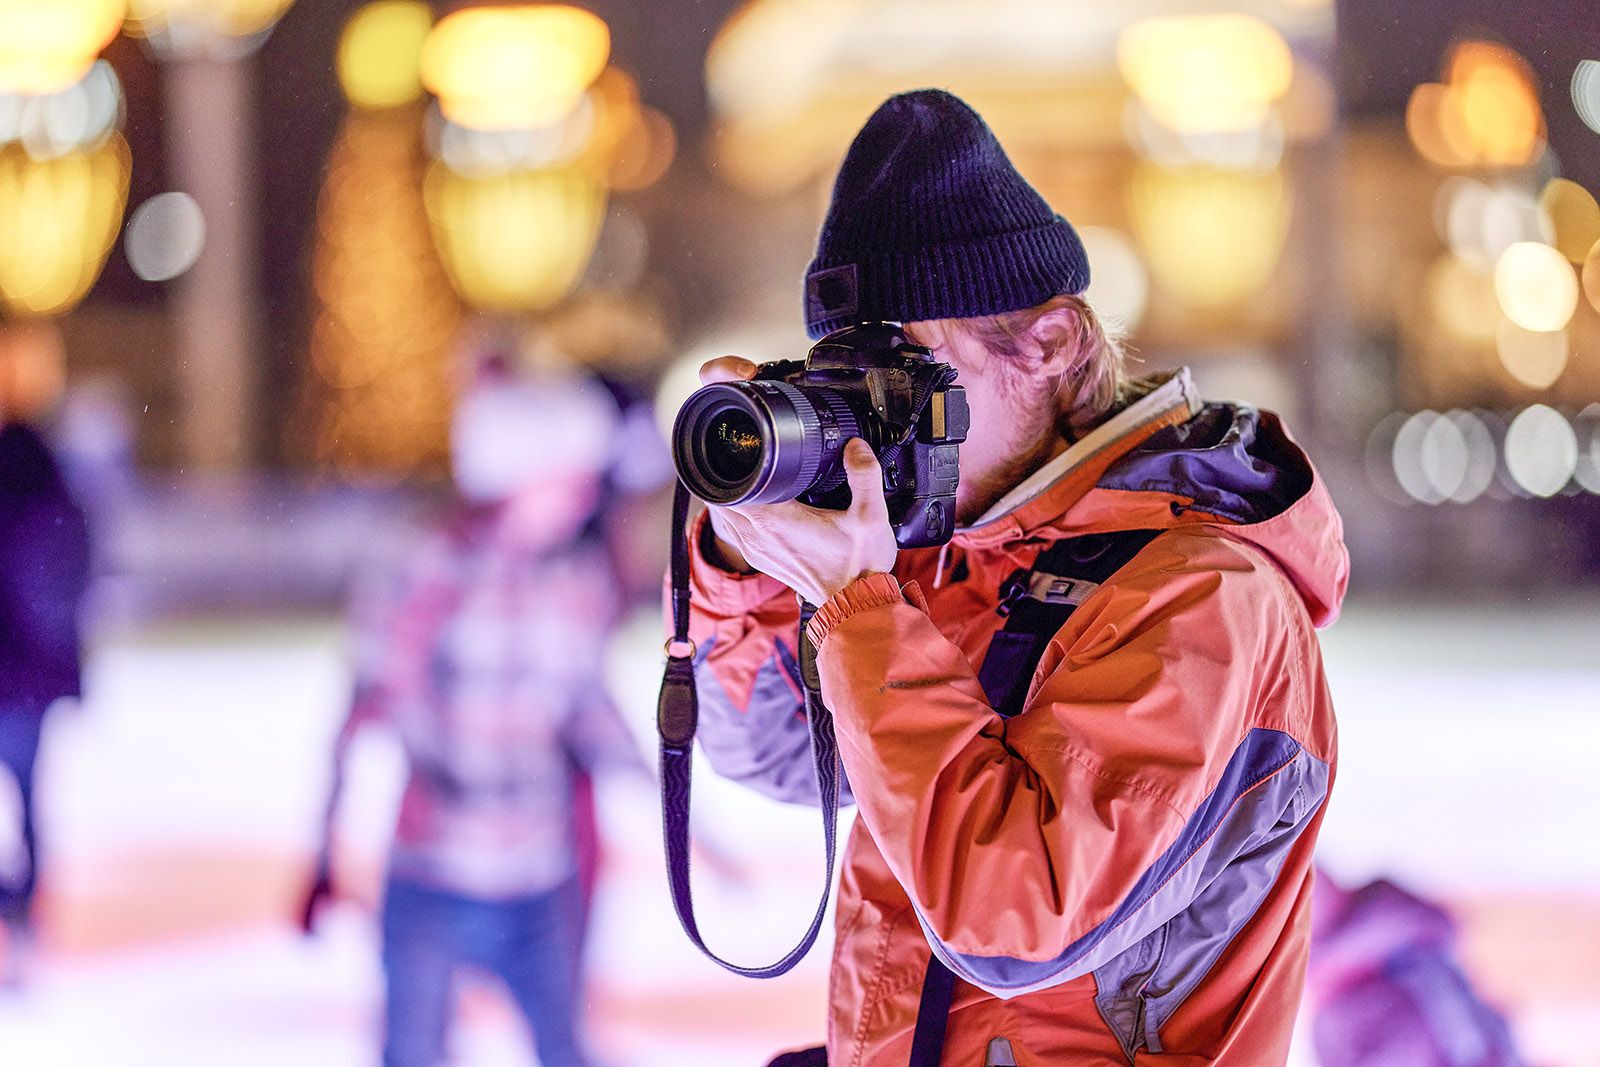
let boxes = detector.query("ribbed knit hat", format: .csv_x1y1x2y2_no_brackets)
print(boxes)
803,89,1090,339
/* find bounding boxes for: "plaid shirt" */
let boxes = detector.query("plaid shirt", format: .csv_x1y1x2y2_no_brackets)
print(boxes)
346,507,629,898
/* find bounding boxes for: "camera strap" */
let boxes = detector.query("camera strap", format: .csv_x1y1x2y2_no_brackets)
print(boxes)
657,480,842,978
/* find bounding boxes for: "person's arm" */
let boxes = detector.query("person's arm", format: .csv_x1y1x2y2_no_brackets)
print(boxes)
671,509,853,807
805,528,1331,997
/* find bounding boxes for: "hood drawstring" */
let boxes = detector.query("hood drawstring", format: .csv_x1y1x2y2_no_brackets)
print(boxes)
933,540,954,589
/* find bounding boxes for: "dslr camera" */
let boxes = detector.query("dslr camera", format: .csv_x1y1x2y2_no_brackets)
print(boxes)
672,323,969,549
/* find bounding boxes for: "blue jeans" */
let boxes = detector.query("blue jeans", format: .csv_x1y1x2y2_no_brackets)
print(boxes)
0,711,42,929
381,875,591,1067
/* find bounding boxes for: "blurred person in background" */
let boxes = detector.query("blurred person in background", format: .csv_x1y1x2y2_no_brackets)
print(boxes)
682,90,1346,1066
0,321,91,984
302,351,641,1067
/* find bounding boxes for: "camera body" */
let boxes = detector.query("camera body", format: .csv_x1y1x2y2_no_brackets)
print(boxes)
672,323,969,548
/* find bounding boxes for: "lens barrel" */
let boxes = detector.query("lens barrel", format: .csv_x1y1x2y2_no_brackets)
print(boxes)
672,380,859,506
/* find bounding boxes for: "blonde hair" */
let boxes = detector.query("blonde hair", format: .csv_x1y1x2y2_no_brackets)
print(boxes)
957,293,1128,435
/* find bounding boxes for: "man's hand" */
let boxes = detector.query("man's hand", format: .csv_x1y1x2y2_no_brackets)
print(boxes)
697,357,898,605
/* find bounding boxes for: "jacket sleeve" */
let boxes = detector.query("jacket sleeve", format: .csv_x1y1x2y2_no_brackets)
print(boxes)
805,530,1330,997
668,510,853,807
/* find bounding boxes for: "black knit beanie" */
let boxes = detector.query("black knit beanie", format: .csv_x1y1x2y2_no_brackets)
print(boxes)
803,89,1090,340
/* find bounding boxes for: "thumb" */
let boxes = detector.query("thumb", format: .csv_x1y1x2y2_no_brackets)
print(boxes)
842,438,887,517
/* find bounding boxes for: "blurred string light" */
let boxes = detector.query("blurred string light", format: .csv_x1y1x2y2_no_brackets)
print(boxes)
1572,60,1600,137
1406,40,1544,169
1584,239,1600,314
1494,317,1568,389
1573,403,1600,494
0,0,125,95
424,162,606,312
1503,403,1577,497
337,0,432,111
0,134,130,316
1537,178,1600,264
1076,226,1149,329
124,0,299,58
1433,177,1543,270
409,5,671,314
1117,14,1293,135
1390,409,1498,505
309,103,462,475
0,59,124,160
1494,241,1579,332
125,191,205,282
420,5,609,131
1128,163,1289,310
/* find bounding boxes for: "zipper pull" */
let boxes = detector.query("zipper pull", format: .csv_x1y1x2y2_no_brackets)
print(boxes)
995,570,1028,617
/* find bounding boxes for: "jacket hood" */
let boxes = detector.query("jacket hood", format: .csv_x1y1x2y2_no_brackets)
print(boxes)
955,371,1350,627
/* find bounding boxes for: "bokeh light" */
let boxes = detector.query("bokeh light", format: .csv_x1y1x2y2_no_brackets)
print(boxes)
1117,14,1293,135
124,0,299,51
1494,317,1568,389
1406,41,1544,169
1584,239,1600,315
125,191,206,282
310,107,461,474
1572,59,1600,137
421,5,609,132
0,59,124,161
1077,226,1149,330
1504,404,1577,497
424,161,606,312
1572,403,1600,494
0,0,125,96
1426,254,1498,342
337,0,432,111
0,134,130,316
1128,163,1290,310
1537,178,1600,264
1493,241,1579,332
1435,178,1543,270
1390,409,1496,505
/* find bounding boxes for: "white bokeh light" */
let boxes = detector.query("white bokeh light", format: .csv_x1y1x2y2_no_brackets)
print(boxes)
125,192,207,283
1504,404,1578,498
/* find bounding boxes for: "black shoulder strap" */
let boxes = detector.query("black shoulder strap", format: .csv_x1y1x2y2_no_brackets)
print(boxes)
975,528,1166,718
910,526,1167,1067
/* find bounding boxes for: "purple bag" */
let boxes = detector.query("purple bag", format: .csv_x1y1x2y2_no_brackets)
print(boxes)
1308,872,1528,1067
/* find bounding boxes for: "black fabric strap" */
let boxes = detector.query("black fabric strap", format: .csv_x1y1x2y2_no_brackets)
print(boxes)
907,526,1168,1062
657,481,842,979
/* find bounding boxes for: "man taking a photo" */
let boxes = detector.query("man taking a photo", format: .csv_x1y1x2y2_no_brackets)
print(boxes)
682,89,1346,1065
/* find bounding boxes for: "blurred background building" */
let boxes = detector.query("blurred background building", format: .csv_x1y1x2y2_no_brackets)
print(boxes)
0,1,1597,1065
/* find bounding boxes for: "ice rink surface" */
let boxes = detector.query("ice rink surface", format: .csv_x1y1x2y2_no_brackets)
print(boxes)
0,597,1596,1066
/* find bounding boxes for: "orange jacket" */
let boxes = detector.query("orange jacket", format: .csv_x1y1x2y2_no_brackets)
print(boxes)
681,371,1347,1065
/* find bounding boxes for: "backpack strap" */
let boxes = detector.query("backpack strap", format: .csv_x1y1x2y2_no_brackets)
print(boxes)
976,529,1166,719
911,527,1167,1066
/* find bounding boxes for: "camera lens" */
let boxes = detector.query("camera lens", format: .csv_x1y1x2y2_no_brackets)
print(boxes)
704,409,763,484
672,381,860,506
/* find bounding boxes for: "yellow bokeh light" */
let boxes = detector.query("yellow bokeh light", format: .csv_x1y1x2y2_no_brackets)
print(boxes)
1425,254,1498,342
1584,239,1600,315
1128,163,1290,310
1538,178,1600,265
1405,41,1543,169
424,161,607,312
338,0,432,111
1494,241,1579,333
421,5,610,132
1117,14,1293,134
0,0,126,95
1495,317,1568,389
0,135,130,316
125,0,297,41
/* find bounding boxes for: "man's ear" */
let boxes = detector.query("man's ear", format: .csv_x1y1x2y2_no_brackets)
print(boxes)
1023,305,1085,374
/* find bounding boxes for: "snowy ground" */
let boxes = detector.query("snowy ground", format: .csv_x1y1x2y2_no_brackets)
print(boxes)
0,597,1596,1067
